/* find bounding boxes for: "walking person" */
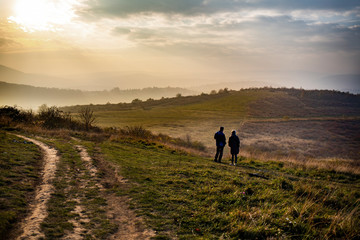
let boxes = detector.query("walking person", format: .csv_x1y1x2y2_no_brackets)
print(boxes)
228,130,240,165
214,126,226,163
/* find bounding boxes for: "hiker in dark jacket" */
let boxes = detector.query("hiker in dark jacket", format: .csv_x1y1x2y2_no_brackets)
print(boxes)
214,127,226,163
228,130,240,165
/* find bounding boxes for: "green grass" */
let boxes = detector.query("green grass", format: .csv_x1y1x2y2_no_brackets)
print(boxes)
67,88,360,129
0,131,42,240
175,91,261,113
74,89,360,167
99,138,360,239
72,90,269,129
1,128,359,239
2,87,359,239
40,138,117,239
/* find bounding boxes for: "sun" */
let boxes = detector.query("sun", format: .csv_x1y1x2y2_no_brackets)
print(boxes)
8,0,77,32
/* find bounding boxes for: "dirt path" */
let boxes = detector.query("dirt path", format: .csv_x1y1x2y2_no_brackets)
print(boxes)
15,135,59,240
12,136,155,239
73,144,156,240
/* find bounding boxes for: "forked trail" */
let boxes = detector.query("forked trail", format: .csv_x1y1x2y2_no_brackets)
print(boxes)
14,135,155,240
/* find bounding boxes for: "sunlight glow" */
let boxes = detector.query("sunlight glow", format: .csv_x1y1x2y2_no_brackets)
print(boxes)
8,0,78,32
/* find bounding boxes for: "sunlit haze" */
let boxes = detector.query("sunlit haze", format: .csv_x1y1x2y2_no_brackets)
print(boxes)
8,0,77,32
0,0,359,92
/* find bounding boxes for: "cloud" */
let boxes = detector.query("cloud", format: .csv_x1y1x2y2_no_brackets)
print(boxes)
0,0,358,78
106,12,359,58
112,27,131,35
0,38,16,47
76,1,360,57
77,0,360,18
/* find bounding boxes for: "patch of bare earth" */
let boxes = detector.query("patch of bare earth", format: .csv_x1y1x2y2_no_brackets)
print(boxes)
15,135,59,240
60,146,90,240
74,145,156,240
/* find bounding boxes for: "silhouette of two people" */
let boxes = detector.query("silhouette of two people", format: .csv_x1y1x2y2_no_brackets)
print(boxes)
214,127,240,165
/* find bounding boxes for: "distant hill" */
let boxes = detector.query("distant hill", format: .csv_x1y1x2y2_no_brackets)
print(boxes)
0,65,24,76
0,65,73,89
190,81,280,93
62,88,360,118
60,88,360,160
0,81,197,109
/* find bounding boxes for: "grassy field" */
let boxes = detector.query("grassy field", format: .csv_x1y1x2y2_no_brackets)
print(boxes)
99,136,360,239
3,129,359,239
1,88,360,239
0,131,42,240
62,88,360,165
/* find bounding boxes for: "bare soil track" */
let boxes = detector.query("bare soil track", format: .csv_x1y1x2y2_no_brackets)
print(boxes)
15,135,59,240
13,135,155,240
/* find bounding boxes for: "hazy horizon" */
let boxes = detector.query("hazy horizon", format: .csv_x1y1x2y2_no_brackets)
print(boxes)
0,0,359,92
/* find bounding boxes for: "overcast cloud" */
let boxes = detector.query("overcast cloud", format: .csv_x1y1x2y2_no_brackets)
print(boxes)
78,0,360,17
0,0,359,89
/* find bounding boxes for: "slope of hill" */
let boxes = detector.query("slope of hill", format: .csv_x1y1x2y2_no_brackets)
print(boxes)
0,65,72,89
0,65,24,76
0,81,196,109
63,88,360,118
61,88,360,161
1,130,359,239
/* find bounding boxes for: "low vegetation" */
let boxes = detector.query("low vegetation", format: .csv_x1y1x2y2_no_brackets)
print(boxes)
61,87,360,166
0,132,42,240
3,126,358,239
1,87,359,239
99,137,360,239
39,138,117,239
0,105,97,131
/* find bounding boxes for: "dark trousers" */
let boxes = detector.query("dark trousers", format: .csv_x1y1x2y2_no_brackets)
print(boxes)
231,154,238,164
214,146,224,162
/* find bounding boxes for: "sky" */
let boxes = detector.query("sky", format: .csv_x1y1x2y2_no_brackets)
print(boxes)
0,0,359,90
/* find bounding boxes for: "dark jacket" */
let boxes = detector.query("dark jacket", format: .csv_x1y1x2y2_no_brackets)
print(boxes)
214,131,226,147
228,134,240,155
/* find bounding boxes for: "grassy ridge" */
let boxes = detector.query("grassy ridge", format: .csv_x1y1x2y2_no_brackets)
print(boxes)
0,131,42,239
100,138,360,239
62,89,270,128
74,88,359,163
61,88,360,129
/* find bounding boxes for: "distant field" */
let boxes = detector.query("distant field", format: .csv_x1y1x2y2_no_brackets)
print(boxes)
62,88,360,163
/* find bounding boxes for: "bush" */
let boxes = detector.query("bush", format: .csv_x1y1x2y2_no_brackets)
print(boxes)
38,106,82,130
119,125,153,139
0,106,34,126
114,126,207,152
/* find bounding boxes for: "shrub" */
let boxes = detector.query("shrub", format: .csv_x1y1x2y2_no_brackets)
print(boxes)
37,106,84,130
79,106,96,131
119,125,153,139
0,106,34,126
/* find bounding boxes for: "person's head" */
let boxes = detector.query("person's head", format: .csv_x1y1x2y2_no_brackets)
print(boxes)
220,126,224,132
232,130,236,135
